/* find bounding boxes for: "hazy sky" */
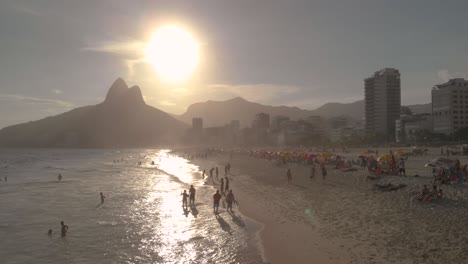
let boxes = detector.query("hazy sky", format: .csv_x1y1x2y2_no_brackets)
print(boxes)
1,0,468,128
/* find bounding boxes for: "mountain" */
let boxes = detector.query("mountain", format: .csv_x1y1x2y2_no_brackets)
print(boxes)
177,97,432,127
177,97,316,127
0,78,188,148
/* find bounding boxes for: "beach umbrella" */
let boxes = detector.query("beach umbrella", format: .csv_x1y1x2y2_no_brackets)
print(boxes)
425,157,455,168
318,152,335,158
377,154,393,162
394,149,409,156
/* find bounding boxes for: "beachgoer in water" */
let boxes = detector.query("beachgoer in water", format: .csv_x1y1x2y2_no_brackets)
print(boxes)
310,164,316,181
287,169,292,184
60,221,69,237
226,190,236,212
225,176,230,192
209,168,214,181
213,190,222,213
189,185,196,205
202,169,206,179
181,190,189,208
100,192,105,204
57,174,62,181
151,161,155,165
220,178,225,194
216,167,219,180
321,164,327,179
4,176,7,182
47,229,53,236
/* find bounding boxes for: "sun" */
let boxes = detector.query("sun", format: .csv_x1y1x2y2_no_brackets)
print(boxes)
146,26,200,82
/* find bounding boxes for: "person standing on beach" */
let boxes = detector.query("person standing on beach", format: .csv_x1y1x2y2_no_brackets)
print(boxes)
60,221,69,237
189,185,196,205
209,168,214,181
216,167,219,180
398,158,406,176
287,169,292,184
202,169,206,179
181,190,189,208
100,192,106,204
321,164,327,180
226,190,236,212
310,164,316,181
225,176,230,192
213,190,222,213
220,178,225,194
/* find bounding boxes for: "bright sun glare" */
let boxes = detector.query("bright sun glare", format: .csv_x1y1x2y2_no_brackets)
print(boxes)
146,26,200,82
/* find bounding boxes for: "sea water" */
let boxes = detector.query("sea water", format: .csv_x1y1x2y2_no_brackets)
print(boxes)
0,149,264,264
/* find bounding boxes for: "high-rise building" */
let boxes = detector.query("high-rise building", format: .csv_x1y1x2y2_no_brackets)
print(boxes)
254,113,270,129
364,68,401,138
192,117,203,133
432,78,468,134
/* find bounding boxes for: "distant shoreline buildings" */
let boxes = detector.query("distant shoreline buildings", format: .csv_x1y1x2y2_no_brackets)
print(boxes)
186,69,468,146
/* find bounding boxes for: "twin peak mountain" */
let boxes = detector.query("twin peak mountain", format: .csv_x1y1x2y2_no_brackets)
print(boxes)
0,78,186,147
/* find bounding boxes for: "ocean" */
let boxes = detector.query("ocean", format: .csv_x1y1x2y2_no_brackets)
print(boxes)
0,149,264,264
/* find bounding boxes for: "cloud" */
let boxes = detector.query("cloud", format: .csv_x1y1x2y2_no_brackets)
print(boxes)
159,100,177,106
206,83,302,104
437,70,467,83
82,40,147,76
10,2,42,16
0,94,74,108
0,94,75,128
51,89,63,94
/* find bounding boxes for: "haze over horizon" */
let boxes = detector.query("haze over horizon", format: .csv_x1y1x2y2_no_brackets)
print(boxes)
1,0,468,128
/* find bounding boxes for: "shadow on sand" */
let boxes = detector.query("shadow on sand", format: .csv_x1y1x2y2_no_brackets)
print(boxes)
190,204,199,217
215,214,232,235
228,211,246,228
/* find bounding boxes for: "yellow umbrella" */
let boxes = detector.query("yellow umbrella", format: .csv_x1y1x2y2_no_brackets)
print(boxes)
377,154,394,162
318,152,335,158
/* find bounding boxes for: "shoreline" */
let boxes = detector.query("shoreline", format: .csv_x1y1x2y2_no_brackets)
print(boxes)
183,151,354,264
177,147,468,264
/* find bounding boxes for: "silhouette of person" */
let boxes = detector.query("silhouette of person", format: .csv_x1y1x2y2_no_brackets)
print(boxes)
181,190,189,208
226,190,236,212
189,185,196,205
100,192,105,204
60,221,69,237
213,190,222,213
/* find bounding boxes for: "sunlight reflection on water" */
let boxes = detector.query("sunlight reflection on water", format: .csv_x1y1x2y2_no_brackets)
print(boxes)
0,149,264,264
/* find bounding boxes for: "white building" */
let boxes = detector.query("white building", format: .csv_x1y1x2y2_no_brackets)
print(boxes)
395,114,432,143
432,78,468,135
365,68,401,139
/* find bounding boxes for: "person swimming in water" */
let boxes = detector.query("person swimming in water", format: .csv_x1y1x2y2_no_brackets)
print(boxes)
47,229,53,236
60,221,68,237
100,192,105,204
57,174,62,181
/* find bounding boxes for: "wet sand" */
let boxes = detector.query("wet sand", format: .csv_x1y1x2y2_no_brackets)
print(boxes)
185,148,468,264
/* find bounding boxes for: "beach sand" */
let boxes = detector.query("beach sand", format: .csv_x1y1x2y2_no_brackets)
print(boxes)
184,148,468,264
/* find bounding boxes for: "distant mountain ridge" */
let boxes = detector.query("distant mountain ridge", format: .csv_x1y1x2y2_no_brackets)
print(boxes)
177,97,431,127
0,78,187,148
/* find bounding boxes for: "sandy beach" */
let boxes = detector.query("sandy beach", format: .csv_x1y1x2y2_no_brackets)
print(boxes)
183,148,468,264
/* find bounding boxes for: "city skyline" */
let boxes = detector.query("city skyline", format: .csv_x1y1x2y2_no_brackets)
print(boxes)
1,0,468,129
